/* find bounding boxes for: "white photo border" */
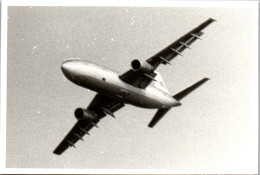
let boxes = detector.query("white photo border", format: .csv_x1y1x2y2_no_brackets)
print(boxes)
1,0,258,174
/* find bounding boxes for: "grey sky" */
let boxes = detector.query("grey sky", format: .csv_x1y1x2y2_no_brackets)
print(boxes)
6,6,257,171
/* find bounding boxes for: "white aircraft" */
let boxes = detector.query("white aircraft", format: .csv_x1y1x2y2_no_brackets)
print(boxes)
53,18,215,155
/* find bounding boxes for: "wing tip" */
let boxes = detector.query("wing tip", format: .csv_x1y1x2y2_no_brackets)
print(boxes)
148,123,154,128
197,77,210,85
203,77,210,82
209,18,217,22
53,152,61,155
53,145,68,155
53,149,62,155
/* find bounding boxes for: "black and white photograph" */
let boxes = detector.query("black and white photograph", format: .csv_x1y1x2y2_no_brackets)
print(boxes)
0,0,258,174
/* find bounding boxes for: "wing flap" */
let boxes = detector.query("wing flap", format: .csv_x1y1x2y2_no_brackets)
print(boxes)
53,119,95,155
119,18,215,89
147,19,215,68
87,94,125,118
53,94,125,155
119,70,157,89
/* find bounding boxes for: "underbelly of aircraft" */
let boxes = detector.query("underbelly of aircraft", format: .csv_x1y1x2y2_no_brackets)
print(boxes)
73,72,176,109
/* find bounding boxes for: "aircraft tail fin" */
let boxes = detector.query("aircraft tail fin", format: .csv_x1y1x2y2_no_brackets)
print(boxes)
148,78,209,128
148,108,170,128
153,71,170,94
173,78,209,101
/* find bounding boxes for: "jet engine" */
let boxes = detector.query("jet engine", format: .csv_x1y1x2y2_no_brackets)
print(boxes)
74,108,95,120
131,59,153,73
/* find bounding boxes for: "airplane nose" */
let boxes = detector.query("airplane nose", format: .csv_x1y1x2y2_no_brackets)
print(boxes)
61,59,88,83
61,60,75,78
61,60,70,73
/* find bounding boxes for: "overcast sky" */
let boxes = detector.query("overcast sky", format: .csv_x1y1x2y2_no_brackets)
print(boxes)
6,5,257,172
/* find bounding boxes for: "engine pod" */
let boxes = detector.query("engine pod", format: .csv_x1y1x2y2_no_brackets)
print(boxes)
74,108,95,120
131,59,153,73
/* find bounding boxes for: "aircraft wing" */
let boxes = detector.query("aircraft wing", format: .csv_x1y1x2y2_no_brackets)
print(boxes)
53,94,124,155
119,18,215,89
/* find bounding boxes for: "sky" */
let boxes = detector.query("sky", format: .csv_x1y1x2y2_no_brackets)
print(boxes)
5,5,258,172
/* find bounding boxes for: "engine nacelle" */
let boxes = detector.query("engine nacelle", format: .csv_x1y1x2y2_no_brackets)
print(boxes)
74,108,95,120
131,59,153,73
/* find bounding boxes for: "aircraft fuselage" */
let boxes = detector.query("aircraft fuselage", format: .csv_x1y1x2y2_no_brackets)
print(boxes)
61,59,179,109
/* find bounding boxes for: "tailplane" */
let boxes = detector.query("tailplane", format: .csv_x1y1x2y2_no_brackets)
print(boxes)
148,108,170,128
148,78,209,128
173,78,209,101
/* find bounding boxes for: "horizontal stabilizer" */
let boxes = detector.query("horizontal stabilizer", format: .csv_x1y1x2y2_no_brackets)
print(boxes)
148,108,170,128
173,78,209,101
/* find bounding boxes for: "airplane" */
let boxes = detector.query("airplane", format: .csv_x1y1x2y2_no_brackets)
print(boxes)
53,18,215,155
